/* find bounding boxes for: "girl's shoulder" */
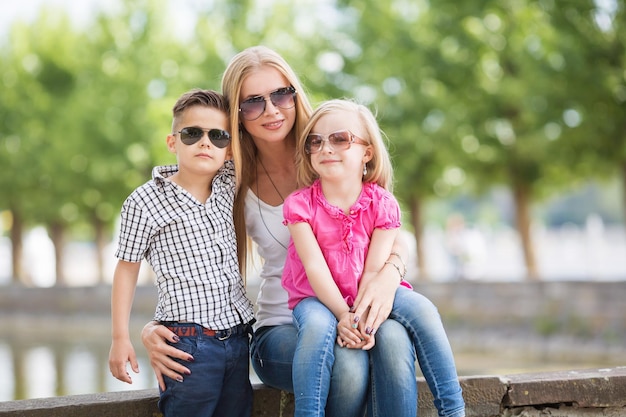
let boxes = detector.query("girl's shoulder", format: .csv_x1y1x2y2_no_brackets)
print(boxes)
363,182,395,201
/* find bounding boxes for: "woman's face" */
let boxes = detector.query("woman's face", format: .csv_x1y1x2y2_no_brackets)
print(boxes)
239,66,297,146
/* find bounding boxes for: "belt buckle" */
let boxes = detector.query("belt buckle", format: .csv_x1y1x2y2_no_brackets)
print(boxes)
217,328,232,341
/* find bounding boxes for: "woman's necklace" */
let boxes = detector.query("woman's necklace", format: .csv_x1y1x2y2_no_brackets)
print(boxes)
258,157,285,203
256,158,288,250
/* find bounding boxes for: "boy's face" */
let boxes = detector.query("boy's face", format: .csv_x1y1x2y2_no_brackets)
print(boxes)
167,105,230,176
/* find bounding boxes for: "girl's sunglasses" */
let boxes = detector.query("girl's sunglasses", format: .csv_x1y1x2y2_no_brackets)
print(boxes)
239,86,297,121
176,127,231,148
304,130,369,154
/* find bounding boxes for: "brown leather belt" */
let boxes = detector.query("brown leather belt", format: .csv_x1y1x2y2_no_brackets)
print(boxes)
163,322,252,341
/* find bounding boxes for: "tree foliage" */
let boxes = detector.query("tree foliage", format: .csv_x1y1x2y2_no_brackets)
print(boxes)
0,0,624,284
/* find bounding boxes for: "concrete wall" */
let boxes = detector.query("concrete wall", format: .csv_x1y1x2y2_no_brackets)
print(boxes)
1,367,625,417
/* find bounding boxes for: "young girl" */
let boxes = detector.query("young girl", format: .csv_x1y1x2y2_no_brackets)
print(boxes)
282,99,466,417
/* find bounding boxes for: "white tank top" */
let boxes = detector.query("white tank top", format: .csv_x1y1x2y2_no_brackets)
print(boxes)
244,189,292,329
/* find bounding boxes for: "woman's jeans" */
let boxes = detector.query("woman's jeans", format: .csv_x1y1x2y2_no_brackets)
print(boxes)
251,288,465,417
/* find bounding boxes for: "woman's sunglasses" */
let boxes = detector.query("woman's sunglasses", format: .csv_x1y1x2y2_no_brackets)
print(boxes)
304,130,369,154
239,86,297,121
176,127,231,148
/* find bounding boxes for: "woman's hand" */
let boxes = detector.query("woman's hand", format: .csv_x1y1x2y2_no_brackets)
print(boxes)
141,321,193,390
351,268,398,340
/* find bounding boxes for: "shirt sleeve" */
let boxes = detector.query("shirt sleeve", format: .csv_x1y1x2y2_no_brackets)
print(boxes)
115,194,151,263
374,188,402,230
283,188,313,226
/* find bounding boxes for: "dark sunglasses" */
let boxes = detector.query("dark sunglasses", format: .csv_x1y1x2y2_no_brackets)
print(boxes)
305,130,369,154
176,127,231,148
239,86,297,121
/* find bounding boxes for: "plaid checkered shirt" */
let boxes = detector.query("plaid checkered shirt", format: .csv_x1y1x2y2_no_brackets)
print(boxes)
115,160,254,330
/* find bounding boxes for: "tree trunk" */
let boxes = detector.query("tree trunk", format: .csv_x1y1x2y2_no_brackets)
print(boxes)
94,216,107,284
9,208,27,285
512,183,539,280
409,194,428,281
49,222,66,286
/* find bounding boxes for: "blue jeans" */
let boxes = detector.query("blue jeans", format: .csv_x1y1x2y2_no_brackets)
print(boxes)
251,315,370,417
386,287,466,417
159,323,252,417
289,289,465,417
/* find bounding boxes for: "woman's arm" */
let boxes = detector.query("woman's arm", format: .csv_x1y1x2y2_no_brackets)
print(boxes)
352,232,408,340
356,227,399,349
141,322,194,390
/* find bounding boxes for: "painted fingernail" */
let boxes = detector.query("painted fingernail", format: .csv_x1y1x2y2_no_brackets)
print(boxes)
176,377,184,383
365,327,372,335
353,316,360,323
371,328,377,336
173,335,180,342
351,323,358,329
188,356,194,362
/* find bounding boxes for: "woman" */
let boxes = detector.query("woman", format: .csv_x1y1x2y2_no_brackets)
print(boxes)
141,46,463,416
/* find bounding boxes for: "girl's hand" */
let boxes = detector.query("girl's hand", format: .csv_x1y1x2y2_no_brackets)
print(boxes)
141,321,193,390
336,312,367,349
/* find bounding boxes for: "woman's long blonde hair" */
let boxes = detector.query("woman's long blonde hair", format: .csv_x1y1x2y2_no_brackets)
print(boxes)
295,99,394,192
221,46,313,274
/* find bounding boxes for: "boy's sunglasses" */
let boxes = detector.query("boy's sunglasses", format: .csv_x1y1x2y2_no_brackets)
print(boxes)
239,86,297,121
176,127,231,148
304,130,369,154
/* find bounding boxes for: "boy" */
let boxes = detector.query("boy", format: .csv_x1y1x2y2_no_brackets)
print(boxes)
108,89,254,417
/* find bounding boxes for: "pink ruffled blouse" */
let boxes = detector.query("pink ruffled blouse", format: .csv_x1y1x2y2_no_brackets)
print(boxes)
282,180,406,310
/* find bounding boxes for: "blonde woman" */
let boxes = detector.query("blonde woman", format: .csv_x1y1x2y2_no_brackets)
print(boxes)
141,46,460,416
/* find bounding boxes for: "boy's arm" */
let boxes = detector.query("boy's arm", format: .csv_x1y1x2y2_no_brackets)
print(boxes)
109,259,141,384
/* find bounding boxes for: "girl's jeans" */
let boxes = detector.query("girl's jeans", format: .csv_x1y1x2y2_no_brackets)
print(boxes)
286,288,465,417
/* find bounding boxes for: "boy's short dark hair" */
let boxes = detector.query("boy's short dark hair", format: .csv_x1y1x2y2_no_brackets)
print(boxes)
172,89,229,129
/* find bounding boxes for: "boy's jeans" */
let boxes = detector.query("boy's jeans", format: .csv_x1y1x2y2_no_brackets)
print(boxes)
159,323,252,417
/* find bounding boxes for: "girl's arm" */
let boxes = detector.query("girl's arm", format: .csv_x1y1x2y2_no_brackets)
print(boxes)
288,222,349,319
352,232,408,340
108,260,141,384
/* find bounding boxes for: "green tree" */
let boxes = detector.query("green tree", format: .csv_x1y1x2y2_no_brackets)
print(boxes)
328,0,618,280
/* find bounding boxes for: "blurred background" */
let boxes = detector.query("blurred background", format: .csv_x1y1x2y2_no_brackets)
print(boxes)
1,0,625,403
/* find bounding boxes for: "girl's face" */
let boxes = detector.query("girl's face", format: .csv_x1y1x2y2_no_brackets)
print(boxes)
239,66,296,146
308,110,372,183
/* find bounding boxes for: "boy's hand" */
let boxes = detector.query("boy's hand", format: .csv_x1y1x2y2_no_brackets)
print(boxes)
109,339,139,384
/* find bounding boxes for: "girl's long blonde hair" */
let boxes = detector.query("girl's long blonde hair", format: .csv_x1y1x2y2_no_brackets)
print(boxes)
221,46,313,274
296,99,394,192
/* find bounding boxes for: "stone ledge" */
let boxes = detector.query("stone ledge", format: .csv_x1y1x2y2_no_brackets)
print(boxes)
1,368,624,417
502,367,626,408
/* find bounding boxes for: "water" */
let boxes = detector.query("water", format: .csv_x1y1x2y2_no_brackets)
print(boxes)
1,222,625,401
2,323,624,402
